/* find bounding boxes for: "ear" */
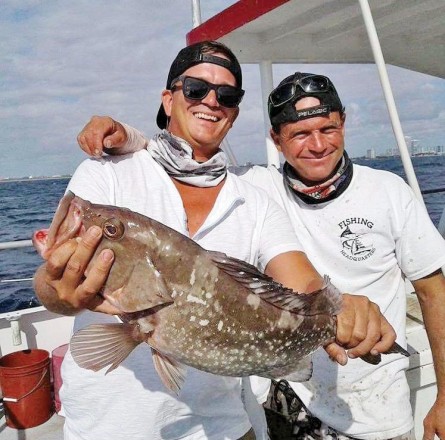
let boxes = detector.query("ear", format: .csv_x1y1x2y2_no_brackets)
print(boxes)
340,112,346,137
161,90,173,118
228,107,239,127
269,127,283,153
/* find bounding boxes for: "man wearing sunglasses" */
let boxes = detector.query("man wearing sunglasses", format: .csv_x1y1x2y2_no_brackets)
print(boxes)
80,69,445,440
34,42,398,440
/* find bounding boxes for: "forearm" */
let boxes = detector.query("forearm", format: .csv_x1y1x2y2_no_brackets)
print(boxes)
33,264,80,316
414,271,445,396
264,251,323,292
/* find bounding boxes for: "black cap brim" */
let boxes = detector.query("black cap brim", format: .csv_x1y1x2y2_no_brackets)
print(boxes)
156,103,167,129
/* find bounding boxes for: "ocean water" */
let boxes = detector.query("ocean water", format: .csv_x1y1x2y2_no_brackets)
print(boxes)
0,156,444,313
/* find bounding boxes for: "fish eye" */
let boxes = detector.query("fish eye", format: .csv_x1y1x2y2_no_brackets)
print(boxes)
103,218,125,240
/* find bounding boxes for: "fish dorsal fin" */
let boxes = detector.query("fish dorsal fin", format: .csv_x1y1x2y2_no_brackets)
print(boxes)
105,261,173,313
151,348,186,395
70,323,142,373
209,251,342,316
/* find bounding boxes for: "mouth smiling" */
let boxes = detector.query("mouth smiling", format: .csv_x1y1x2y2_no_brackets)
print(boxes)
193,112,220,122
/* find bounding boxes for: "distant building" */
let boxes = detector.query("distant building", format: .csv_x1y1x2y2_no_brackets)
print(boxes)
366,148,376,159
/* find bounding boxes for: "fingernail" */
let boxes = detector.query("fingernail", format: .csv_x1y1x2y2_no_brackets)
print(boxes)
348,353,356,359
337,353,348,365
104,140,111,148
94,149,101,156
101,249,114,262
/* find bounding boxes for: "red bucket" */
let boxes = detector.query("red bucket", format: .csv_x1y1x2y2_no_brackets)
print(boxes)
0,349,53,429
51,344,69,413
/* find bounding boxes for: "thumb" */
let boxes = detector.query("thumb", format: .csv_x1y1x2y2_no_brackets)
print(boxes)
104,131,126,149
324,342,348,366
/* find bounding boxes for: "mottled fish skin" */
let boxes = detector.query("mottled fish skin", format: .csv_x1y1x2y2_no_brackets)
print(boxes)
33,191,409,393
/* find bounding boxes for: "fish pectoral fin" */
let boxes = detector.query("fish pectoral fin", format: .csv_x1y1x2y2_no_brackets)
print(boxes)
261,355,313,383
209,251,342,315
151,348,186,395
70,323,141,374
107,261,173,313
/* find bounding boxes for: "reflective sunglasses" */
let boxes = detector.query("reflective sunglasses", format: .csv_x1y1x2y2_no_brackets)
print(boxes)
269,74,333,108
170,75,244,108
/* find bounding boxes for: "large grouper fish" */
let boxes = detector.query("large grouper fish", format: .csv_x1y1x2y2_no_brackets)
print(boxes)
33,191,408,394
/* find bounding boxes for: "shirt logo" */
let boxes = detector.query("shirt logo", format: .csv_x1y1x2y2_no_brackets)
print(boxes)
338,217,375,261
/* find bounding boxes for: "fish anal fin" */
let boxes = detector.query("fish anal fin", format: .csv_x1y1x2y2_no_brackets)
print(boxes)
106,261,173,313
261,355,313,383
151,348,186,395
70,323,141,373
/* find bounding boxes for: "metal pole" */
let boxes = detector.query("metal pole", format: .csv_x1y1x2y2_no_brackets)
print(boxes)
191,0,202,28
358,0,426,209
0,239,33,250
260,61,280,167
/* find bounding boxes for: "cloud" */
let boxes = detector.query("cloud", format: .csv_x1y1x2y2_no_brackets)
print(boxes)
1,1,444,177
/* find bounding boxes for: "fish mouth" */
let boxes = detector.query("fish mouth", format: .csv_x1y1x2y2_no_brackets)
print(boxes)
43,191,86,257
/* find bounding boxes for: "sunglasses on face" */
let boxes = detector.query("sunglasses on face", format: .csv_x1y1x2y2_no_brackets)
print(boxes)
268,74,334,108
170,75,245,108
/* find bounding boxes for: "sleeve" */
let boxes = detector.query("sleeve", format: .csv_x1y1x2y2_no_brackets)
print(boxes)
66,158,115,205
257,195,305,271
395,186,445,281
117,122,148,154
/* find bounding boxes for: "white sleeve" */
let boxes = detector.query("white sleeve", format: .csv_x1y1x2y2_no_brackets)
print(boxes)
66,158,115,205
257,195,305,271
395,186,445,280
115,122,148,154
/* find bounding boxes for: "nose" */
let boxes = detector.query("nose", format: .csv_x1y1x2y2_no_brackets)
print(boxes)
201,89,218,107
308,132,327,153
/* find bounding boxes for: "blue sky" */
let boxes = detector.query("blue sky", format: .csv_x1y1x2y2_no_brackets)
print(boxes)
1,1,444,178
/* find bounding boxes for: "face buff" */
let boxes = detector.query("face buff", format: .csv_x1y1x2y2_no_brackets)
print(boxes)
283,152,353,204
148,130,228,187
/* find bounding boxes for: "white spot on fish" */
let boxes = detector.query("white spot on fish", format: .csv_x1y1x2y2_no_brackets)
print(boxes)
217,320,223,331
246,293,261,310
199,319,209,326
190,316,196,322
190,269,196,285
186,293,206,305
205,292,213,299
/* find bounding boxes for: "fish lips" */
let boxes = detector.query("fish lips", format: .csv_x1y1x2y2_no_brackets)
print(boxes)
41,191,87,259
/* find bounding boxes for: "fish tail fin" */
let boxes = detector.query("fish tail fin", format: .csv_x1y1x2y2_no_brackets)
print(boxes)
151,348,186,395
360,341,410,365
70,323,142,373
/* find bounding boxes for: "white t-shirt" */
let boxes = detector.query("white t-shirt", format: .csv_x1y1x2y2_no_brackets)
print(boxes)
60,149,303,440
240,164,445,439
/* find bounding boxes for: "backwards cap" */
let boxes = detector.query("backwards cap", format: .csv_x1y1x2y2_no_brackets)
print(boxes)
156,41,243,129
268,72,344,127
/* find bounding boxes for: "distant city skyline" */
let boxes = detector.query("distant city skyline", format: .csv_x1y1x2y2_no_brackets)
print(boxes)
1,2,444,178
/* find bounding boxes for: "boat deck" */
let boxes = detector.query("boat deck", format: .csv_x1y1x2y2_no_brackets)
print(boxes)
0,409,64,440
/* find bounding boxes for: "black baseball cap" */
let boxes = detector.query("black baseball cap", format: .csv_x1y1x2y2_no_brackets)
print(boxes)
156,41,243,129
268,72,344,127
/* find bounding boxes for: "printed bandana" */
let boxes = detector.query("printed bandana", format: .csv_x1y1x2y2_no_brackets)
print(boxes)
148,130,228,187
283,152,353,204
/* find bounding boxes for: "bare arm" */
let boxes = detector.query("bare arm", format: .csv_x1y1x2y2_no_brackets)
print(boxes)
77,116,147,157
33,226,120,316
413,270,445,440
265,251,396,365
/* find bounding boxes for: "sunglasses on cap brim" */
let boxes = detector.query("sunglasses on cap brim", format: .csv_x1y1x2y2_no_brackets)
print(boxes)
269,74,335,108
170,75,245,108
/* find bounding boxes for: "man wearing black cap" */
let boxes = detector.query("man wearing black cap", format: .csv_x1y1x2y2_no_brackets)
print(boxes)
35,43,398,440
83,70,445,439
